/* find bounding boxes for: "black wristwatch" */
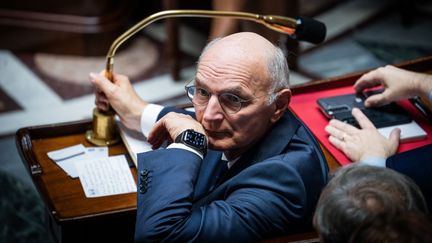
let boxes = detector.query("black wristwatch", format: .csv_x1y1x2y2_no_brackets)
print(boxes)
175,129,208,157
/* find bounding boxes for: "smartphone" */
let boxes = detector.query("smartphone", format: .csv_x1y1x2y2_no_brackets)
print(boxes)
317,89,412,128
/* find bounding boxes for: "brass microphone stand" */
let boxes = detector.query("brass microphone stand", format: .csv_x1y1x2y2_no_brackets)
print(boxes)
85,10,300,146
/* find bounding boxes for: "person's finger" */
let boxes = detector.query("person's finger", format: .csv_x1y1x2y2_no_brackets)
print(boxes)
89,72,117,96
354,72,382,93
148,131,165,149
95,100,108,111
147,118,171,149
147,121,162,144
326,124,350,143
325,123,342,138
94,88,109,110
388,127,401,152
329,135,360,161
113,73,129,86
364,92,389,107
328,135,341,147
351,108,375,129
96,96,108,105
328,135,348,152
327,119,358,135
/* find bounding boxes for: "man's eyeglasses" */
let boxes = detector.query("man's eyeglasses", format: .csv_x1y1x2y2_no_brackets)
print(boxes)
185,83,255,114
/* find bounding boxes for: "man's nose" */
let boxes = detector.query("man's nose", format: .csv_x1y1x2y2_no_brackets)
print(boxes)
203,95,224,121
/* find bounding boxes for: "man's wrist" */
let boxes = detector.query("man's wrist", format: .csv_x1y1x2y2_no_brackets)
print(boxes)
415,73,432,99
174,129,208,157
359,156,387,167
140,104,164,137
167,143,204,159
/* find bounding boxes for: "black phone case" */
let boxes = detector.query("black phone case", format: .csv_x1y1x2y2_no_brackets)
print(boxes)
316,90,412,128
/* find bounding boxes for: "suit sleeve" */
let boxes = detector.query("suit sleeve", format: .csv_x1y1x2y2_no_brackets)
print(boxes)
135,148,202,242
386,144,432,211
157,106,196,120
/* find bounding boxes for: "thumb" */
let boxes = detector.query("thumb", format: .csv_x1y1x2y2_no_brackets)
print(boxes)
89,72,116,96
364,93,387,107
388,128,401,153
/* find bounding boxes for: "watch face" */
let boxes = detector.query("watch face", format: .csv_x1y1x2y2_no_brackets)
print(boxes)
184,130,206,148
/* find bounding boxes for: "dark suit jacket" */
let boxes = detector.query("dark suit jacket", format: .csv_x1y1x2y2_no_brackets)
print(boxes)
135,107,328,242
387,144,432,211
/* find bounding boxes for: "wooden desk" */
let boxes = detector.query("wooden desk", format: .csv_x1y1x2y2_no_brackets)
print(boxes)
16,120,137,242
16,55,432,242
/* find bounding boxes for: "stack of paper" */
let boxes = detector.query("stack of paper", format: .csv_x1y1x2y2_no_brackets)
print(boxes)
47,144,136,198
117,122,152,166
47,144,108,178
75,155,136,198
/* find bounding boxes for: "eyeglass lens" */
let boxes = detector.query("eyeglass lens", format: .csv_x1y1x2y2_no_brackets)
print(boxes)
186,86,243,114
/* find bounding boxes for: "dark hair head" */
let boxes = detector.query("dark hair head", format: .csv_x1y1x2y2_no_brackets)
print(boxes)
313,164,428,243
348,212,432,243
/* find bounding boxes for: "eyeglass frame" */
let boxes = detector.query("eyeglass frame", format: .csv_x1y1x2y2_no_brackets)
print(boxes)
184,80,274,114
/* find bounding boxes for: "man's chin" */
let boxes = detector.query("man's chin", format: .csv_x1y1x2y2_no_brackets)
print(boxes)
208,139,232,151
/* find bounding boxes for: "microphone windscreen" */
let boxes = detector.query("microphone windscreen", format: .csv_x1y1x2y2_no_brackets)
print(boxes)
295,17,326,44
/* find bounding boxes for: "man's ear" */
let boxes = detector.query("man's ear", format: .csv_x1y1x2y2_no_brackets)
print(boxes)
270,88,291,123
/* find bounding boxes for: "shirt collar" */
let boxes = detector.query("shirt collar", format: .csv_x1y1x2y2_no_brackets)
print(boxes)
222,153,240,169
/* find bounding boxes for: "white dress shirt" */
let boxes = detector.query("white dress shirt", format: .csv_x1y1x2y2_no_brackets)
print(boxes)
140,104,242,167
140,104,204,159
359,156,386,167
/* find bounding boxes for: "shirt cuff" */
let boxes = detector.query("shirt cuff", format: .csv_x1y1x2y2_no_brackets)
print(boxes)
167,143,204,159
359,156,387,167
140,104,164,137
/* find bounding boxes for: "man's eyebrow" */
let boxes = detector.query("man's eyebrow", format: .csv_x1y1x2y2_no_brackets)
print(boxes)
223,86,244,94
194,79,251,95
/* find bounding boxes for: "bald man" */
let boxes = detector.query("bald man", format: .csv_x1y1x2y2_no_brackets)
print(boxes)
90,32,328,242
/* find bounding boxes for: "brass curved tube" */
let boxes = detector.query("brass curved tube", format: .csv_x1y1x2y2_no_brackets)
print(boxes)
87,9,299,146
104,10,297,80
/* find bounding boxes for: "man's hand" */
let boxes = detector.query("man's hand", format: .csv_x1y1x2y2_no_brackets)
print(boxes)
354,65,428,107
325,108,400,162
89,71,147,132
147,112,206,150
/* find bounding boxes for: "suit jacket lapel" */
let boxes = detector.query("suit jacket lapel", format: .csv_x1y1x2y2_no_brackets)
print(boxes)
193,150,223,200
218,110,300,185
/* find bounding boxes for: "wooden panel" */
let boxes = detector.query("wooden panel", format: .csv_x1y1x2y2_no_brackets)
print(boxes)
0,0,134,55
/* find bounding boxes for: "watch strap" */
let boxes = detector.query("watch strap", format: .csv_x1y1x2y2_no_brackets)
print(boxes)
175,129,207,157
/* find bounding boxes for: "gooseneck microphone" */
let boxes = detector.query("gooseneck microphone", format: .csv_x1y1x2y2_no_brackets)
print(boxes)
88,9,327,146
294,17,326,44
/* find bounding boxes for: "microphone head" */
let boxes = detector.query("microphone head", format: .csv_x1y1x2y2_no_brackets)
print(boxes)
295,17,326,44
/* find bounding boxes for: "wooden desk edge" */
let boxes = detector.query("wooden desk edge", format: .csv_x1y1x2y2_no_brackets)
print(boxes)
15,120,92,218
15,119,138,223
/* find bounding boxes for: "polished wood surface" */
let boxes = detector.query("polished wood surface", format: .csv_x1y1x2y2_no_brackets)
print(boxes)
16,120,137,223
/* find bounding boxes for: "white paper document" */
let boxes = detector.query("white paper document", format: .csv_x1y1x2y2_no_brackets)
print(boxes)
47,144,109,178
75,155,137,198
118,122,152,166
